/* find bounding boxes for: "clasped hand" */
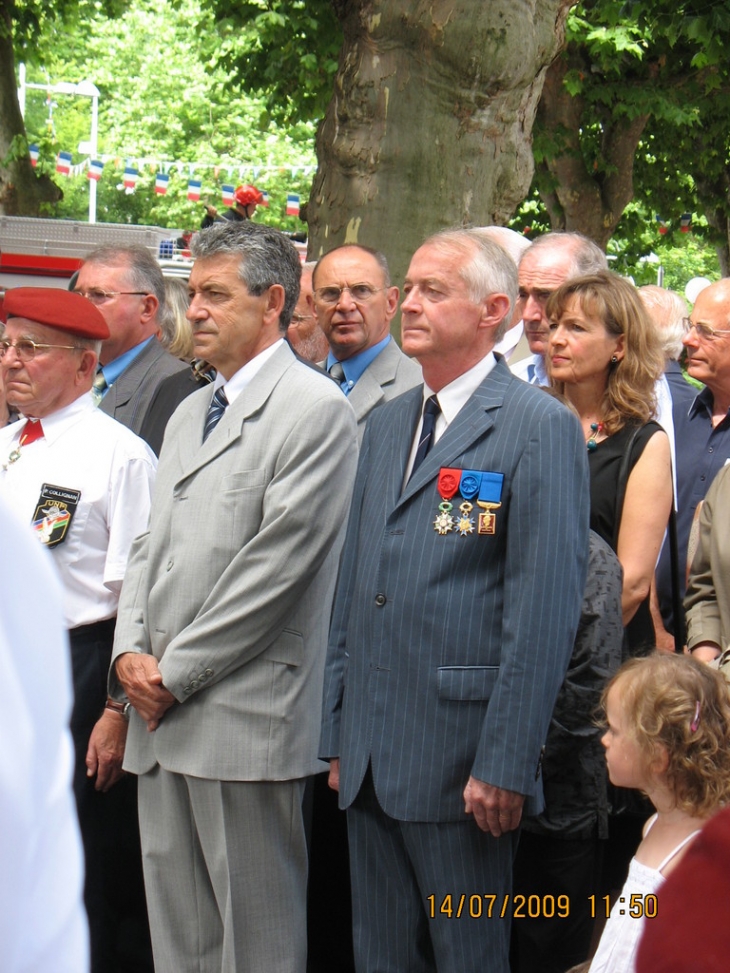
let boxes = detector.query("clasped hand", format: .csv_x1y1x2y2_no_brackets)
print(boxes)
115,653,176,731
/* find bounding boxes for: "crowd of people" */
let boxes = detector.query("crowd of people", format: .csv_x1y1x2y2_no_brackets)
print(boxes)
2,215,730,973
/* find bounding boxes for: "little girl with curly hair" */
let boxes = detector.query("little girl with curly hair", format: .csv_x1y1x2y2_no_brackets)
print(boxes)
585,652,730,973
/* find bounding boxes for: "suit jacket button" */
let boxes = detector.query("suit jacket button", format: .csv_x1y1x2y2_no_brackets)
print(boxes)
204,668,213,676
375,593,386,607
166,559,174,571
190,680,200,689
183,687,192,695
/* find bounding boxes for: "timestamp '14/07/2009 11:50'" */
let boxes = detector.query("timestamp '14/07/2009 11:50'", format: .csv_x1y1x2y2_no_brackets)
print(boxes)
426,893,658,920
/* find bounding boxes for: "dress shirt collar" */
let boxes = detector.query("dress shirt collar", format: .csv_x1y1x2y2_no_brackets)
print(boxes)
8,393,95,447
212,339,284,406
494,321,524,362
424,351,498,441
99,336,155,389
326,335,391,393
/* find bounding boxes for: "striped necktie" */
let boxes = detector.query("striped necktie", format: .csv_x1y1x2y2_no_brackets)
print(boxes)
91,370,107,406
203,387,229,442
409,395,441,480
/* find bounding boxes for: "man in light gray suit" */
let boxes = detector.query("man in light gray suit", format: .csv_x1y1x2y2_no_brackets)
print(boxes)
74,245,189,450
110,222,359,973
312,244,421,439
321,229,589,973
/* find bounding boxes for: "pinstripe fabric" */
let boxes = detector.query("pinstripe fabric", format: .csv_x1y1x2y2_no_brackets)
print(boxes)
321,355,589,821
349,771,517,973
321,356,588,970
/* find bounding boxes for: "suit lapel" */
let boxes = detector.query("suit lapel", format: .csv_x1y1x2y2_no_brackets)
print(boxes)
101,340,158,412
175,343,294,483
397,359,511,507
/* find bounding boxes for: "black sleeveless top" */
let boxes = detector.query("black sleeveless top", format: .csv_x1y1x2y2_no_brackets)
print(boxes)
588,421,663,657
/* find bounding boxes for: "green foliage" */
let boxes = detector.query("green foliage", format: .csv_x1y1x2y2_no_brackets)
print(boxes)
17,0,317,229
197,0,342,124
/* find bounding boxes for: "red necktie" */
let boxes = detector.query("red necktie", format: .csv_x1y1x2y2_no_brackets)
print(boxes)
20,419,44,445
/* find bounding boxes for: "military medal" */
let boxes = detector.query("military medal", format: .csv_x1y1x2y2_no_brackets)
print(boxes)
476,472,504,535
433,467,461,535
457,501,475,536
477,501,500,535
434,503,455,534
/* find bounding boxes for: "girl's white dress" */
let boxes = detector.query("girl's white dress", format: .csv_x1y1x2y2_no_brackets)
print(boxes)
588,815,701,973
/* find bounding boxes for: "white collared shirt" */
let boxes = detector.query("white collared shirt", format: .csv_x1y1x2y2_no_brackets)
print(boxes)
212,338,285,405
404,353,498,482
0,393,157,628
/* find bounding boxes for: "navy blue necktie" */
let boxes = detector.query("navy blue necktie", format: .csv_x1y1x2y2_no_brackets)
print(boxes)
203,386,228,442
410,395,441,479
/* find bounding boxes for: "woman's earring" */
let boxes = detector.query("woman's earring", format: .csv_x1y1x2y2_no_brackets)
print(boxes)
611,355,618,364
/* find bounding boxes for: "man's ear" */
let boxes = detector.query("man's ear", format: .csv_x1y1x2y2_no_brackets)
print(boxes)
480,293,511,331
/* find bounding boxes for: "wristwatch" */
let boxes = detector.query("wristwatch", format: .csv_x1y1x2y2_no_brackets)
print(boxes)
104,698,131,721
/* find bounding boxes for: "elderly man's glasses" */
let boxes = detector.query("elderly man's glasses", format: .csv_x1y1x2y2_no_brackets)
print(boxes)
313,284,384,306
683,318,730,341
74,289,148,305
0,338,80,362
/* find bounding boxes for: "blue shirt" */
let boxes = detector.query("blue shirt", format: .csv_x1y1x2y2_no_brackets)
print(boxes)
657,384,730,630
325,335,391,396
98,337,155,395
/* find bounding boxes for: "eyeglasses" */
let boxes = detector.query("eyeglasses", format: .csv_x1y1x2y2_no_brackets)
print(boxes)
0,338,80,362
73,289,148,305
290,312,314,325
682,318,730,341
313,284,384,306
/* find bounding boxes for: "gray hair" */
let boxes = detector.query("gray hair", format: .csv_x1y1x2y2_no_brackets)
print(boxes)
470,226,532,268
83,245,166,313
638,285,688,361
312,244,392,289
192,222,301,330
422,229,518,342
524,232,608,277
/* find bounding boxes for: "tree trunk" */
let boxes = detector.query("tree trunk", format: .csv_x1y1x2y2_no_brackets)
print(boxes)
307,0,573,291
0,0,61,215
535,52,648,249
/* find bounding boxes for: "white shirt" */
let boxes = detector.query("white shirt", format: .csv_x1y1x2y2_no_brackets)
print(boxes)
0,394,157,628
0,500,88,972
655,372,678,499
404,352,498,483
494,321,524,362
510,351,548,386
213,338,284,406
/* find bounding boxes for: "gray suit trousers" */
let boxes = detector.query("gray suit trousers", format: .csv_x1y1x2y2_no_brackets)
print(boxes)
139,767,308,973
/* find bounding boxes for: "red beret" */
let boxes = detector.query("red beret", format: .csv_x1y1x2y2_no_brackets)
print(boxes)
3,287,109,339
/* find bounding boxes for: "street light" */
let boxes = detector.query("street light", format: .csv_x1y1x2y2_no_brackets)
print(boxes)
18,64,101,224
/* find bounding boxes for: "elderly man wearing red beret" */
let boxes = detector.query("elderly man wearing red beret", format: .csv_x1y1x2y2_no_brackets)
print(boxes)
0,287,157,973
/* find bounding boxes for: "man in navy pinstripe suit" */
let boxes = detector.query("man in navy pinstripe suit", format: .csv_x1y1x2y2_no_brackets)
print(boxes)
320,229,590,972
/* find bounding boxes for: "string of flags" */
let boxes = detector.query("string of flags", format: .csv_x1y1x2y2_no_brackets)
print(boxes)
31,145,310,215
656,213,693,235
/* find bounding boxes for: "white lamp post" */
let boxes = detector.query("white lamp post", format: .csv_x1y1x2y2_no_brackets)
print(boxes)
18,64,101,223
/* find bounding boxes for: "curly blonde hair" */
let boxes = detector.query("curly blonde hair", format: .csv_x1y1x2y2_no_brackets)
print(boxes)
602,654,730,816
546,272,665,435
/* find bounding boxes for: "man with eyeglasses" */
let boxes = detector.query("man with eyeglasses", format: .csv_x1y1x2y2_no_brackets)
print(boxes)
311,244,421,440
511,232,608,385
74,245,189,450
655,278,730,641
285,261,329,363
0,287,157,973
